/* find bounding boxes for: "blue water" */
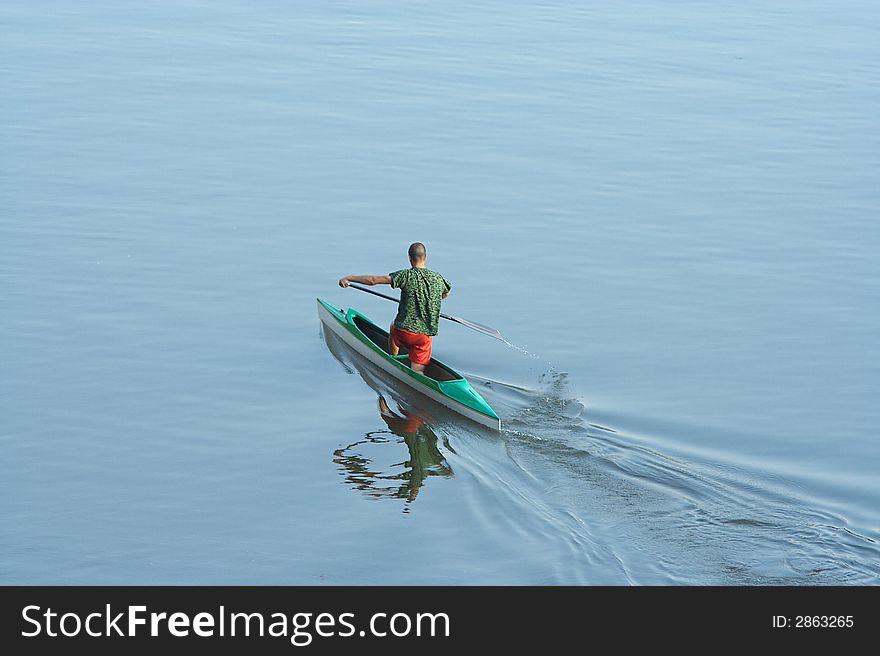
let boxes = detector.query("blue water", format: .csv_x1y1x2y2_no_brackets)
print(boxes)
2,0,878,584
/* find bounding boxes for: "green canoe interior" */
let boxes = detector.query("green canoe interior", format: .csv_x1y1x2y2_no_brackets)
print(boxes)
350,315,461,383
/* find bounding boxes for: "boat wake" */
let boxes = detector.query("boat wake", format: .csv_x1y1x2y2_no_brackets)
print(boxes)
320,326,880,584
466,368,880,584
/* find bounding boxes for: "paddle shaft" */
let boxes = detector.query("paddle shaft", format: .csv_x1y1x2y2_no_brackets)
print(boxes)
348,283,455,320
347,283,503,340
348,283,400,305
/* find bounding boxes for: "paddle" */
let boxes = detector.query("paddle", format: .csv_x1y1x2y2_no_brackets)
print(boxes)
347,283,504,341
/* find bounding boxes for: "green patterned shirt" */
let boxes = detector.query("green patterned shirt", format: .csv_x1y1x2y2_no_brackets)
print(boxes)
389,267,452,336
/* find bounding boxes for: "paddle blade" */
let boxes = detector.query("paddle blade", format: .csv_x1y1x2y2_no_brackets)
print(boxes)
441,313,504,341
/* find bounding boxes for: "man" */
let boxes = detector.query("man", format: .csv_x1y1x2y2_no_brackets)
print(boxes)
338,242,451,374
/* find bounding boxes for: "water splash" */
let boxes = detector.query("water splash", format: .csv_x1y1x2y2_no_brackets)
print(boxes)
501,338,541,359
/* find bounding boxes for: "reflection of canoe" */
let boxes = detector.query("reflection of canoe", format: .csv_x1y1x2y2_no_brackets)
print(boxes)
317,299,501,429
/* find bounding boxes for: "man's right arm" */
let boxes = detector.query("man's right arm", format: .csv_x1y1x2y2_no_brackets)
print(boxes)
339,275,393,288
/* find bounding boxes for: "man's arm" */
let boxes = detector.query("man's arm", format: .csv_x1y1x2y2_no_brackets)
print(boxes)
339,275,393,288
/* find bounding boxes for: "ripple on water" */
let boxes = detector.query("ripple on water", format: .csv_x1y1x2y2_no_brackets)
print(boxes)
321,322,880,584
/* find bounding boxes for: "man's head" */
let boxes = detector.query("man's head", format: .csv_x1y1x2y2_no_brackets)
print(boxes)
408,242,427,265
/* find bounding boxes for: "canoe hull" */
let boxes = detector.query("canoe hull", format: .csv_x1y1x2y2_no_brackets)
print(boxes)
317,299,501,430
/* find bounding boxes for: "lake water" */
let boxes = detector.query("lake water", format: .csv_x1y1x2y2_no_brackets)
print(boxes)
2,0,878,584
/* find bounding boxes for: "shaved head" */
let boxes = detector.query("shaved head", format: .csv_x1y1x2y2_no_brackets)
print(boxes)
408,242,427,262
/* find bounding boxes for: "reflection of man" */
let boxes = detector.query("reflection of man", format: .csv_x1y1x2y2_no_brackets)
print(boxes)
377,397,452,502
378,396,424,435
332,397,453,506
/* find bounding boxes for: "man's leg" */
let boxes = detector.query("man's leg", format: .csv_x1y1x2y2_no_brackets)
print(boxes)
388,324,400,356
410,334,430,374
378,396,397,418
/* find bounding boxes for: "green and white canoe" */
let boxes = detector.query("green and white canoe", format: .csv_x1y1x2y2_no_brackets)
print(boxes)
317,298,501,430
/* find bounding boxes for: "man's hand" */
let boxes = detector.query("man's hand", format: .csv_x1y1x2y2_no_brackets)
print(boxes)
339,277,351,288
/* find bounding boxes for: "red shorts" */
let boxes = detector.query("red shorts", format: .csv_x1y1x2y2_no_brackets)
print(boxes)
390,325,433,365
383,412,425,435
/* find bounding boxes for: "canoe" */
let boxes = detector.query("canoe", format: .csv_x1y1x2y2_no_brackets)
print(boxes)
317,298,501,430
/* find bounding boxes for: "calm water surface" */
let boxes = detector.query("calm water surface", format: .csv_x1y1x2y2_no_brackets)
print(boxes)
2,1,878,583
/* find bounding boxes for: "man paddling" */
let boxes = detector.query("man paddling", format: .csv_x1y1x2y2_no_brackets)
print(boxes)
338,242,451,374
